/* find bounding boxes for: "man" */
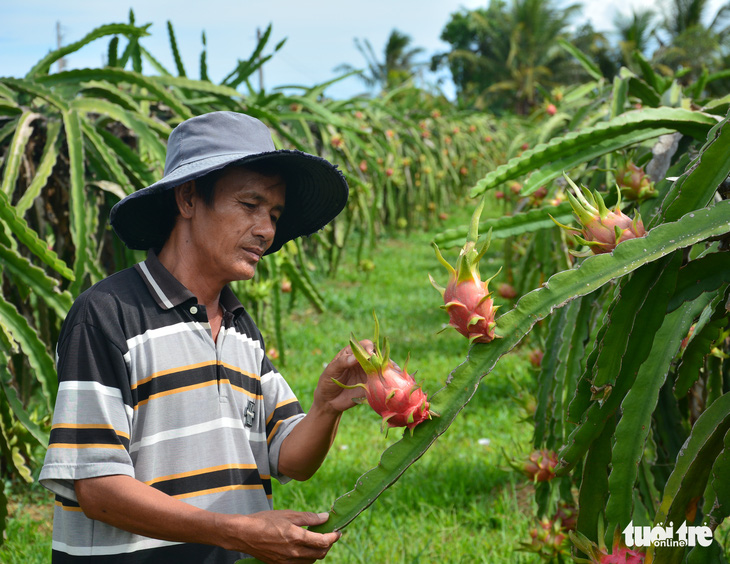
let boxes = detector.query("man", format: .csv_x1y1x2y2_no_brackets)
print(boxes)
40,111,368,563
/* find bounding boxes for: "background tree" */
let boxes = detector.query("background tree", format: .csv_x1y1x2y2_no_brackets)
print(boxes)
653,0,730,83
335,29,425,93
430,2,513,109
433,0,584,113
614,7,656,69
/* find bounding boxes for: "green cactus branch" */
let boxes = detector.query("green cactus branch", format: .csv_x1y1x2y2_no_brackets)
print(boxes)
674,297,729,399
470,107,719,198
590,254,679,392
648,391,730,564
558,253,682,473
604,292,716,537
668,252,730,312
0,190,73,280
660,110,730,224
38,68,195,120
433,201,575,249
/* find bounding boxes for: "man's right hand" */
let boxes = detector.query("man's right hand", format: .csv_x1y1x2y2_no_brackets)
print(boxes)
221,510,340,564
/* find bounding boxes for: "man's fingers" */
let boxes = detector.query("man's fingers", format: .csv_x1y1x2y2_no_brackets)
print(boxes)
301,529,341,551
288,511,330,528
289,511,341,548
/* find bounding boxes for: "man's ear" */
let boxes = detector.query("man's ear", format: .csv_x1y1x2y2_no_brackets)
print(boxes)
174,181,196,219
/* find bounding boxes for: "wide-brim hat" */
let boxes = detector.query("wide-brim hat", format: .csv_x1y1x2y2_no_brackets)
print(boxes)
109,111,349,255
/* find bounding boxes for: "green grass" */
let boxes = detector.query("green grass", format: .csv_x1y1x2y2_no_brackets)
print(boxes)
1,202,544,563
1,481,53,563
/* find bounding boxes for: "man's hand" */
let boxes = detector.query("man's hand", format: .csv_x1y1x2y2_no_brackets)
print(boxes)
312,341,372,414
226,510,340,564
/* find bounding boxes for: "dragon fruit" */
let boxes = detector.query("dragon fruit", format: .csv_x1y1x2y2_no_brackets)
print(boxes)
336,313,434,435
551,174,646,256
570,525,646,564
520,517,570,560
616,163,656,202
514,449,558,482
430,197,500,344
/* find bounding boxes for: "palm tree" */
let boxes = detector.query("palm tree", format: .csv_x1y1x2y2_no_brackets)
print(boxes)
498,0,583,112
614,7,656,67
336,29,425,93
661,0,730,37
432,3,514,107
434,0,583,113
653,0,730,82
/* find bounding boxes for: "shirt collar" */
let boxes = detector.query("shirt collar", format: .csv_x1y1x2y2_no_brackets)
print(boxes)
135,251,245,316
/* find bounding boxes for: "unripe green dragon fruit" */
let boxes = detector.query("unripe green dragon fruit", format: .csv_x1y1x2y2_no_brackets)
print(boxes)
616,162,656,202
336,313,434,435
552,174,647,256
430,197,501,343
520,517,570,560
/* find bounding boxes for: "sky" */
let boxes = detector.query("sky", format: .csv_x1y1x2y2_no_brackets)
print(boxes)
0,0,726,100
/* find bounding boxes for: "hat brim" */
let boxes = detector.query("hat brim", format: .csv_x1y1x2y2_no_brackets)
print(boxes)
109,149,349,255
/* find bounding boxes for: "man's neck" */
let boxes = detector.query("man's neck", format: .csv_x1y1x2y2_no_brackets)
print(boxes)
157,243,224,312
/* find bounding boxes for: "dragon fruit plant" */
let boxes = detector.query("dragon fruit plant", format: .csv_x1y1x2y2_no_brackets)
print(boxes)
298,107,729,563
430,197,501,343
551,173,647,256
334,313,435,435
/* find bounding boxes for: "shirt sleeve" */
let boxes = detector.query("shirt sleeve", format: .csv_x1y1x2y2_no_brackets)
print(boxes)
39,316,135,502
260,354,305,483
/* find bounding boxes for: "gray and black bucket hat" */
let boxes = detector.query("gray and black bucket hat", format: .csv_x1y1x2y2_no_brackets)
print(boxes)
109,111,349,255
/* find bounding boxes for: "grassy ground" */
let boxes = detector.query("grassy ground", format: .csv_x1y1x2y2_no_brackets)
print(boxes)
1,203,544,562
2,482,54,563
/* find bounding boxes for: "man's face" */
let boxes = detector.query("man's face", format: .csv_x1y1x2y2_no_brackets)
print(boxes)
189,166,286,284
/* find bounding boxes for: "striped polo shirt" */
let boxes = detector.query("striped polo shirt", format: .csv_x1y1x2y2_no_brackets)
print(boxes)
40,252,305,563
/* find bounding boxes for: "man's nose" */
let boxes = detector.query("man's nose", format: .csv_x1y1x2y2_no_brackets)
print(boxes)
252,212,277,243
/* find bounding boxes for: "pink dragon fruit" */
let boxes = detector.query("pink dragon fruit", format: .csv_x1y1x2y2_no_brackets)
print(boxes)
336,313,434,435
430,197,501,344
551,174,647,256
570,526,646,564
513,449,558,482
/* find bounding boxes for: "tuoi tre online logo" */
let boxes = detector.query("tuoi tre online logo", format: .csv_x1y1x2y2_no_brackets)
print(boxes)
622,521,713,548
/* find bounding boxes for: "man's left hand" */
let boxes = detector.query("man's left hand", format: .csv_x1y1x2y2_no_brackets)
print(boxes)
312,341,372,414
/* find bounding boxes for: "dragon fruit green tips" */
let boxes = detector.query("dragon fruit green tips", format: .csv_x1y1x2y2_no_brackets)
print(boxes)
570,522,645,564
336,313,435,435
430,197,501,344
552,173,647,256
